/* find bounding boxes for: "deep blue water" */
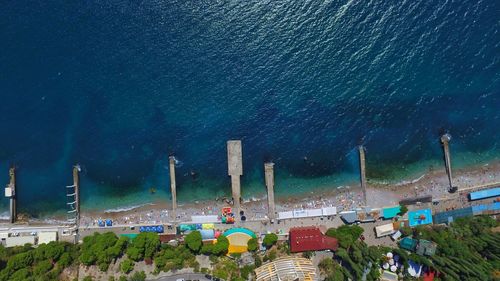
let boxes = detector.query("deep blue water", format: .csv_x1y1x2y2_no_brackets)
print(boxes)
0,0,499,216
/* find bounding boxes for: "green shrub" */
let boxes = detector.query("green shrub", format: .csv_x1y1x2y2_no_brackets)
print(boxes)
213,235,229,256
185,231,203,253
247,238,258,252
121,259,135,274
263,233,278,248
33,260,53,275
130,271,146,281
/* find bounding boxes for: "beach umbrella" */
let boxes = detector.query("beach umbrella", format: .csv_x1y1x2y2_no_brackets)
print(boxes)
387,252,393,258
389,259,394,265
383,263,389,270
391,265,397,272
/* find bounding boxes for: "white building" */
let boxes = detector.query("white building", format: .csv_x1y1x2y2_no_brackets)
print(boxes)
6,236,35,247
38,232,58,244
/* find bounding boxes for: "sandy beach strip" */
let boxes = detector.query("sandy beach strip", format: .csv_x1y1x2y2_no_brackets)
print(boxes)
75,160,500,227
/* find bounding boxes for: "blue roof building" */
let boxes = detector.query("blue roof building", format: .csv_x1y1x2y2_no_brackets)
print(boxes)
469,187,500,201
408,208,433,227
433,207,473,224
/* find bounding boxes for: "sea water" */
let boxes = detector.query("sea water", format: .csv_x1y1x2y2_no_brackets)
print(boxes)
0,0,498,216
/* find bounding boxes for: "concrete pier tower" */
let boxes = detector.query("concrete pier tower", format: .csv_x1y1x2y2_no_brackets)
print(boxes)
169,156,177,219
73,165,81,226
4,168,16,223
358,146,367,206
264,162,276,220
227,140,243,213
441,134,457,193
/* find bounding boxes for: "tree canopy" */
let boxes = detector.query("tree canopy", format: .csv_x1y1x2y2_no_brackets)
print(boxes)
326,225,364,249
126,232,159,261
263,233,278,248
184,231,203,253
247,237,258,252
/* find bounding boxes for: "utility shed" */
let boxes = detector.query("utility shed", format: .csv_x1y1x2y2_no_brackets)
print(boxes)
6,236,35,247
38,232,58,244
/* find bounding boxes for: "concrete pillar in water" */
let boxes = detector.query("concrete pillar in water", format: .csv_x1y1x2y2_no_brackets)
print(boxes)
264,162,276,220
5,168,16,223
169,156,177,219
227,140,243,213
358,146,367,206
73,165,80,226
440,134,456,192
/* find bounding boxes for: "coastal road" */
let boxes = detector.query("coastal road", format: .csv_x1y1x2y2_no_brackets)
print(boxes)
148,273,212,281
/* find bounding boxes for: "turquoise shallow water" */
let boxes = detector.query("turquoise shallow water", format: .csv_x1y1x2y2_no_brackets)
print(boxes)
0,0,499,216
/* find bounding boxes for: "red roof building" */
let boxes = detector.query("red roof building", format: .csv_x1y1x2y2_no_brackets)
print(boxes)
289,227,339,253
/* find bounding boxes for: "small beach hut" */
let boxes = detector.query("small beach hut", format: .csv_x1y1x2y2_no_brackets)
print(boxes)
376,223,395,238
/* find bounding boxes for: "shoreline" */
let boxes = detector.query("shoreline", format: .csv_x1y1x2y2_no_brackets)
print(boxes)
3,159,499,226
77,160,500,227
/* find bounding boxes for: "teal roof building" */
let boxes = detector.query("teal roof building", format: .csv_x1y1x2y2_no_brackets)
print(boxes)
382,206,401,219
399,237,417,251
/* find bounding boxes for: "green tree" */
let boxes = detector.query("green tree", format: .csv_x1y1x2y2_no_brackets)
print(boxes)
185,231,203,253
121,259,135,274
10,268,30,281
399,204,408,216
7,251,34,271
319,258,345,281
126,246,143,261
266,249,277,261
213,235,229,256
44,241,65,261
83,277,93,281
326,225,364,249
33,260,53,275
247,238,258,252
58,252,72,268
263,233,278,248
119,276,128,281
201,244,214,255
130,271,146,281
127,232,160,261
